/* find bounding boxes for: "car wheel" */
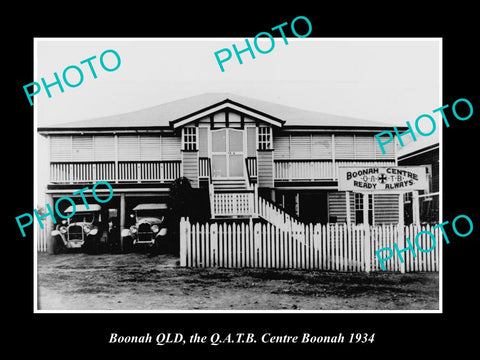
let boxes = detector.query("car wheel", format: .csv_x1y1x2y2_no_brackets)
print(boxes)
52,236,65,255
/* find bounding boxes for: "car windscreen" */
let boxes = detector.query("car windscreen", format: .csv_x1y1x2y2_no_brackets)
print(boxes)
136,209,165,219
69,213,95,223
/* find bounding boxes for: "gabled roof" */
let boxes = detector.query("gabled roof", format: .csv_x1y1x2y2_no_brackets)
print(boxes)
38,92,397,132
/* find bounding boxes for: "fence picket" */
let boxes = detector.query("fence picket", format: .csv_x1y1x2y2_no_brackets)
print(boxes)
240,222,245,268
313,225,320,269
218,223,224,267
232,223,237,268
236,223,241,267
279,227,284,268
267,223,272,268
334,223,338,271
308,224,314,270
405,224,411,272
339,224,345,271
199,223,204,268
211,223,218,267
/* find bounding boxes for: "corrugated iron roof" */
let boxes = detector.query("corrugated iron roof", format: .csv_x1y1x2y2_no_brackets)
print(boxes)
38,93,397,130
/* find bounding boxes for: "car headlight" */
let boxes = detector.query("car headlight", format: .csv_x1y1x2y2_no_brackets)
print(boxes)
60,226,67,234
89,228,98,235
130,225,138,234
159,228,167,236
83,225,91,234
151,224,159,233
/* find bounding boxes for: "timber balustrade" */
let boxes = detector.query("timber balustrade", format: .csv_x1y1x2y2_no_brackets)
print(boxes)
213,192,255,217
50,161,181,183
50,159,397,184
274,160,396,181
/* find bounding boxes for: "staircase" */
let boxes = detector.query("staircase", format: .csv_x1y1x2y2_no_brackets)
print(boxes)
212,178,248,192
210,177,254,218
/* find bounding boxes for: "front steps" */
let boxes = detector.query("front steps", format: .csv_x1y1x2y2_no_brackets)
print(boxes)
212,178,247,191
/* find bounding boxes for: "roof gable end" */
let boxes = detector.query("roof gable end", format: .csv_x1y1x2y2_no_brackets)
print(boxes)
170,98,285,128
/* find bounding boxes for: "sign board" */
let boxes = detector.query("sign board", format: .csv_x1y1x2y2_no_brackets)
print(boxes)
337,166,429,192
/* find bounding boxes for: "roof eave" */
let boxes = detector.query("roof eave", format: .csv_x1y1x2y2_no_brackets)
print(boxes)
37,126,174,135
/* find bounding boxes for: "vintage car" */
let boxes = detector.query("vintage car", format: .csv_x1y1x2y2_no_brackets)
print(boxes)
51,204,107,254
121,203,169,252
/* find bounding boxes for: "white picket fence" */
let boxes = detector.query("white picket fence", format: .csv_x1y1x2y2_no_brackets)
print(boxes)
38,215,441,273
179,218,440,272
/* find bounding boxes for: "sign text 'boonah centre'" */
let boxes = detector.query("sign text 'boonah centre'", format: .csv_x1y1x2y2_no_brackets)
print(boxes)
337,166,429,192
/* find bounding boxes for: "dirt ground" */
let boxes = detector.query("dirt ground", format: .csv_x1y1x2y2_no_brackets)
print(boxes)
37,252,439,311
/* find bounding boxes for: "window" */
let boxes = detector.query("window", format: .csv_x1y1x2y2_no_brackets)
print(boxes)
258,126,272,150
354,193,373,224
182,127,197,151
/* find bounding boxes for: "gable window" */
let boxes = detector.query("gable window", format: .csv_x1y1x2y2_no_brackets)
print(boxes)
258,126,272,150
182,127,197,151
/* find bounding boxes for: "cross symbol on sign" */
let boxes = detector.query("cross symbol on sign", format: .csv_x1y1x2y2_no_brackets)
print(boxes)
378,173,387,183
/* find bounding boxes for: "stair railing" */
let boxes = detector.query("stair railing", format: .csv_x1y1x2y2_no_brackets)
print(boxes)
244,157,257,215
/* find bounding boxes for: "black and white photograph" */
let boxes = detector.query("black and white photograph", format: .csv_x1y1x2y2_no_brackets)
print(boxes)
34,38,441,312
8,6,479,356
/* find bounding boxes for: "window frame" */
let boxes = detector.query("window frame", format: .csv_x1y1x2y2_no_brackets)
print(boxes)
182,126,198,151
354,193,374,225
257,126,272,150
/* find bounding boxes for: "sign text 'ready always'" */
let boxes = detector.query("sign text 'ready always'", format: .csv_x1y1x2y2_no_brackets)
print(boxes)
337,166,428,192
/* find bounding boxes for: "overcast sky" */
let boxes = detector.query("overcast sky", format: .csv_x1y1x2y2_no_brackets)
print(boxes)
35,38,441,205
35,38,441,126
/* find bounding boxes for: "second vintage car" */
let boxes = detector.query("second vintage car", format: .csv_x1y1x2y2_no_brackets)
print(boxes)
121,203,170,252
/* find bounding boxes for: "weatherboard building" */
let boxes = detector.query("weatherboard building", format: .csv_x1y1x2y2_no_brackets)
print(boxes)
38,93,432,252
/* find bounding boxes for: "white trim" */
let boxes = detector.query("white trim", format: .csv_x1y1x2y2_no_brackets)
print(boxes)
172,102,283,129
